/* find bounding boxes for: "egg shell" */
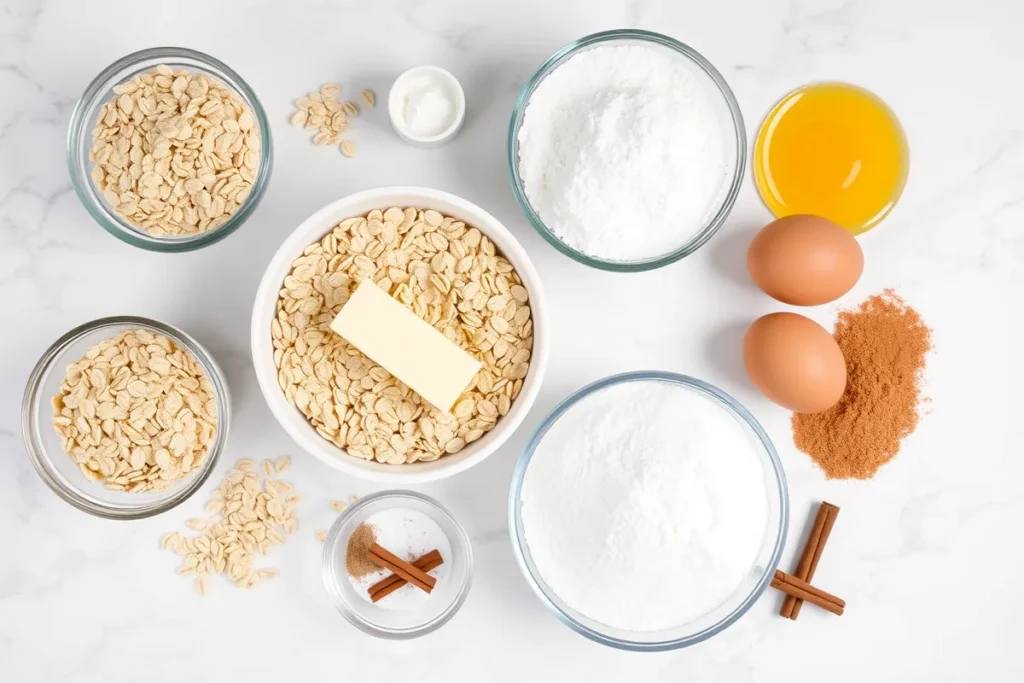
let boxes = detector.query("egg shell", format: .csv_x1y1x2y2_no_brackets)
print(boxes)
742,312,847,413
747,215,864,306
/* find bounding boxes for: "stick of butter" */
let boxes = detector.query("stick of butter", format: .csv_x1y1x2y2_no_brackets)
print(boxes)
330,280,482,413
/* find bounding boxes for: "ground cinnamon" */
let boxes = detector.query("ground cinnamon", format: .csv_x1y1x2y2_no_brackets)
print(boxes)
345,522,378,579
792,290,932,479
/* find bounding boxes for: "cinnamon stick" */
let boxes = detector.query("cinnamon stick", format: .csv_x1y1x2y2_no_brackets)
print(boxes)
773,570,845,609
368,550,443,603
790,502,839,619
770,577,844,616
367,543,436,593
780,502,839,619
370,556,443,603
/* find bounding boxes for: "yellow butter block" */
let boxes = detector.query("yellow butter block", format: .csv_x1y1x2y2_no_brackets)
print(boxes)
330,280,482,412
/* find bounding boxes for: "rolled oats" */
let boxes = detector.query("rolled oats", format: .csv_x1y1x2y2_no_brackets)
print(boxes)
272,207,534,465
89,66,260,237
291,83,370,158
162,458,299,593
50,329,218,492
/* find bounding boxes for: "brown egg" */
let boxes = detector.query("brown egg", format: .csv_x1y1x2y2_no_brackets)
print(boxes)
747,215,864,306
742,312,847,413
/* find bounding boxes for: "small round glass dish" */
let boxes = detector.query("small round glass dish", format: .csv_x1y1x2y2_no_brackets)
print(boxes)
67,46,273,252
322,490,473,639
508,371,787,651
507,29,745,272
21,316,231,520
753,82,909,235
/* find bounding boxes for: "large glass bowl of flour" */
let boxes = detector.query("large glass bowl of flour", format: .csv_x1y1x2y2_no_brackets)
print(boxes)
508,30,745,272
509,372,787,651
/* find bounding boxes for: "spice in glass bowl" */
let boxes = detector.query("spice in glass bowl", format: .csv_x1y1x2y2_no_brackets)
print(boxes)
345,507,450,609
345,522,379,579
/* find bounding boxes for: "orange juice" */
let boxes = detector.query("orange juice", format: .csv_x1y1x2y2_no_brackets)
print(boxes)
753,83,908,235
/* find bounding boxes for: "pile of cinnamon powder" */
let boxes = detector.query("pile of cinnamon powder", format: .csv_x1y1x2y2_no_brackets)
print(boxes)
792,290,932,479
346,522,379,579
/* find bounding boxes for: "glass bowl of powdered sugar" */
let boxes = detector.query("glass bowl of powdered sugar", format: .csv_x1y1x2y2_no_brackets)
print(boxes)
509,372,787,651
508,30,745,271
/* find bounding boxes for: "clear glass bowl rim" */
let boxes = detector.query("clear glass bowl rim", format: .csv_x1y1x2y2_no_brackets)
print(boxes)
506,29,747,272
66,46,274,253
21,315,231,519
508,370,789,651
321,490,475,639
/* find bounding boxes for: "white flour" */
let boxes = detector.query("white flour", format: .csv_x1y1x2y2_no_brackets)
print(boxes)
520,380,768,632
517,45,728,261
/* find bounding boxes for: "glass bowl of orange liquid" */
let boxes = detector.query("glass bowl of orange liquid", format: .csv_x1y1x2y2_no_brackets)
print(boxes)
753,82,909,235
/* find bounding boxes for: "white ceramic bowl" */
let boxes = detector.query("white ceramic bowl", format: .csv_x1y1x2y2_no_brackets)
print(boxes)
251,187,549,483
387,66,466,148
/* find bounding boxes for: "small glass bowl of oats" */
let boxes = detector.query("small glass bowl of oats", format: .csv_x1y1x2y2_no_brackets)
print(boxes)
21,316,231,519
67,47,273,252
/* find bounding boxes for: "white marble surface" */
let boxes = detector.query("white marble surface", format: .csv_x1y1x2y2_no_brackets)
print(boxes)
1,0,1022,680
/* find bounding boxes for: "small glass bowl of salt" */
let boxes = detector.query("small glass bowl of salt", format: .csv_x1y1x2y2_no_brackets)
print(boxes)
322,490,473,639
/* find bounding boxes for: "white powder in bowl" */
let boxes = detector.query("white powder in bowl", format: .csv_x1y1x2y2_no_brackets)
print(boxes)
520,380,769,632
517,44,729,261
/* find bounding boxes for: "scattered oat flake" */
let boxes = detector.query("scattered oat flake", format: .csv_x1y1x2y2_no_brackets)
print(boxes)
360,89,375,107
261,459,276,477
330,500,346,513
274,455,291,472
161,458,301,591
317,529,328,543
340,140,357,157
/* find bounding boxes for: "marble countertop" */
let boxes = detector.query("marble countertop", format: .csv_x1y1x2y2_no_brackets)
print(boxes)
2,0,1022,680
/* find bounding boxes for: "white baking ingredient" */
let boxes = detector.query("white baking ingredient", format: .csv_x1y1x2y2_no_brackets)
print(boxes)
401,77,455,137
349,507,451,610
520,380,769,632
517,45,729,261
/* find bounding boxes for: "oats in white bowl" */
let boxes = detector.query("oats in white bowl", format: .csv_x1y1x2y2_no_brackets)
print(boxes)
272,207,534,465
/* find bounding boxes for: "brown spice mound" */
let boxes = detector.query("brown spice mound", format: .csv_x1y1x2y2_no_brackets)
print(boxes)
792,290,932,479
345,522,378,579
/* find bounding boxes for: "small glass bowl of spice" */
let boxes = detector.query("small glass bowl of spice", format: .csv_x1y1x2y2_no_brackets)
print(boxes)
322,490,473,639
67,47,273,252
21,316,230,519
